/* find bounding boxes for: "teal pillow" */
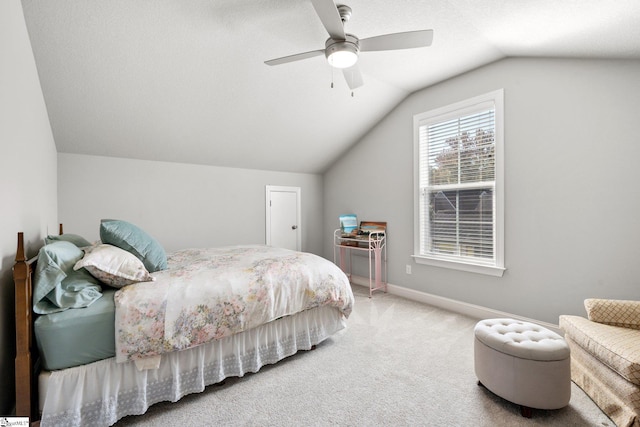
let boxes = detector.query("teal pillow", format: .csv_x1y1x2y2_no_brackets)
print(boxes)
99,219,167,272
45,233,92,248
33,241,102,314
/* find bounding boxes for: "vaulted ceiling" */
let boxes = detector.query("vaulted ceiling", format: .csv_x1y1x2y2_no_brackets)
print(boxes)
21,0,640,173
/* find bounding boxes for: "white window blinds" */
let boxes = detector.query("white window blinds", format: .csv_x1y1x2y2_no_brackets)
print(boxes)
414,90,504,274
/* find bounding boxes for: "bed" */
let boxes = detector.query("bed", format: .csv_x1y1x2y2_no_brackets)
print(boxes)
14,221,354,427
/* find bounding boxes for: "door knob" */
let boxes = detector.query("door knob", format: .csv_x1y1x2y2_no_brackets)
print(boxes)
291,225,298,230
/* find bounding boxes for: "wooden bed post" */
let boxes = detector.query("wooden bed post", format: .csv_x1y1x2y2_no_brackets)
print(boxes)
14,232,38,422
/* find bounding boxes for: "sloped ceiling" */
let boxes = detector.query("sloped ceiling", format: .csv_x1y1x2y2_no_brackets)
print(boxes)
21,0,640,173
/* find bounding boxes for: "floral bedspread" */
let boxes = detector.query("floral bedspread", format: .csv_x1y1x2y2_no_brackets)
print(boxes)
114,245,353,363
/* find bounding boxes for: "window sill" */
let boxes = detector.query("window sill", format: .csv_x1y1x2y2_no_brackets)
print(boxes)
412,255,505,277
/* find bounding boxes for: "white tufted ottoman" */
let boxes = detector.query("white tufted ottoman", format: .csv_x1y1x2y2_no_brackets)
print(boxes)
474,318,571,417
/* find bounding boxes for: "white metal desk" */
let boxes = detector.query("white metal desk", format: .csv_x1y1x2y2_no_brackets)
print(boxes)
333,229,387,297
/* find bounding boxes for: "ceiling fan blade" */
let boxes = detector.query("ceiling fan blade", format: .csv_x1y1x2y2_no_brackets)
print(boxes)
360,29,434,52
310,0,346,40
264,49,325,66
343,64,363,90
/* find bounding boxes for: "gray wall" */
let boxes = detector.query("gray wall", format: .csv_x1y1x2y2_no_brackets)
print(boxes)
324,57,640,324
58,153,324,255
0,0,58,413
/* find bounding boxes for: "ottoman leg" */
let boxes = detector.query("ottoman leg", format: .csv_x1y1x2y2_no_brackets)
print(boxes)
479,379,534,418
520,406,532,418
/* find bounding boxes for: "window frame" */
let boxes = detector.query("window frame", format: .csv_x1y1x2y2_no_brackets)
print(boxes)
413,89,505,277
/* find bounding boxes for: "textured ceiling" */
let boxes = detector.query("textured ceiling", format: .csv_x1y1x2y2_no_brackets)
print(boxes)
20,0,640,173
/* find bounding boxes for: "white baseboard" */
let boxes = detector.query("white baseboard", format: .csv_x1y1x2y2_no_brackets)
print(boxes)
349,275,561,333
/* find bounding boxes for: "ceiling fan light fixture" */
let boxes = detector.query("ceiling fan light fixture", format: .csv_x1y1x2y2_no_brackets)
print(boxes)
325,36,359,69
327,49,358,68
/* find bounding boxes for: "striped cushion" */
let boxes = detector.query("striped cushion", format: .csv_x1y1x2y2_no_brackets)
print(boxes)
585,299,640,330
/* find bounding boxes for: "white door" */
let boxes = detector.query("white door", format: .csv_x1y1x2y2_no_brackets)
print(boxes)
265,186,301,251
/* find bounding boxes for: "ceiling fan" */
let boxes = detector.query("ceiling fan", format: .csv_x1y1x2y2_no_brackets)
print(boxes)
264,0,434,90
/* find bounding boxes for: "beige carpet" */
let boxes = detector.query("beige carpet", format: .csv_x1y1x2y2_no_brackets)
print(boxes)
115,285,614,426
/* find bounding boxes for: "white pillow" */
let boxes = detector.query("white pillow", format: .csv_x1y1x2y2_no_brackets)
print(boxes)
74,244,155,288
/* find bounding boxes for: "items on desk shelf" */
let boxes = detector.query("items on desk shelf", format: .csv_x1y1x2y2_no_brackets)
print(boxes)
338,221,387,248
338,216,387,246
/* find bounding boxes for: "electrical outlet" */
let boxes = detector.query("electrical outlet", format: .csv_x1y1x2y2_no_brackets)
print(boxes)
406,264,412,274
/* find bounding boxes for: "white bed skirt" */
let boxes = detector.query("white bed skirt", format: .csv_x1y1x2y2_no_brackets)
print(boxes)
38,306,346,427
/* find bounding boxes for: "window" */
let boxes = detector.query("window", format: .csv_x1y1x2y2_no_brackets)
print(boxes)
413,90,504,276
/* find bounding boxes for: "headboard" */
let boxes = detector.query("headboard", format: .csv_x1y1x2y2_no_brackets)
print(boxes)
14,224,62,423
